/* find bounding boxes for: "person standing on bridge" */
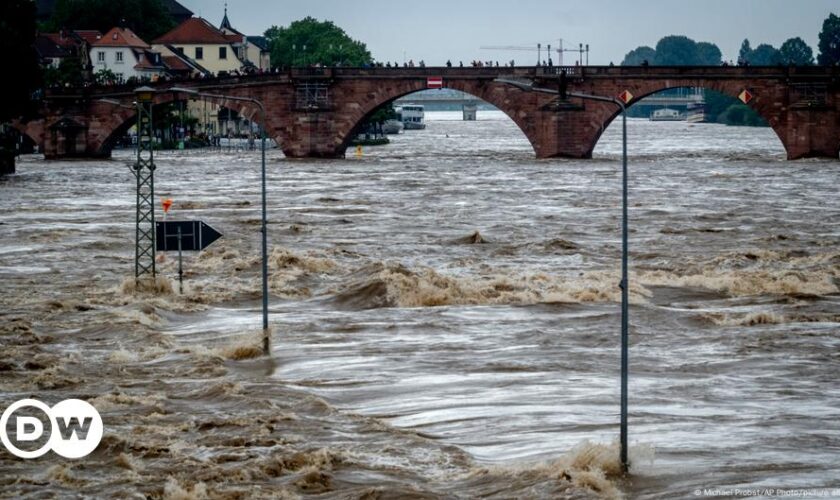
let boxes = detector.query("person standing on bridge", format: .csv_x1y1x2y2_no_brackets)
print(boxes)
446,60,452,67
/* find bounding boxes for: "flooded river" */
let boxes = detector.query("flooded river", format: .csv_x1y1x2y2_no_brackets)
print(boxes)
1,111,839,498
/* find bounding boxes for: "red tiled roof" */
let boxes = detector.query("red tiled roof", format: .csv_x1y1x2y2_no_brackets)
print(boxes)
162,55,191,71
43,33,77,48
34,35,71,59
133,50,165,70
224,33,244,44
74,30,103,45
153,17,232,44
91,27,150,49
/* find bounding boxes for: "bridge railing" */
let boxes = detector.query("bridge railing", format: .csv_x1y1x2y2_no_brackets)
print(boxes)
40,65,840,99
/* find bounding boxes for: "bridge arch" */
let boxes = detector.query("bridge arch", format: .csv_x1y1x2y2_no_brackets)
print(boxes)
584,80,804,159
331,80,546,158
9,121,44,153
93,92,271,157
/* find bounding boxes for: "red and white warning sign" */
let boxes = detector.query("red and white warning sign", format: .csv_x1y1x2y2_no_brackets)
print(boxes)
427,76,443,89
618,90,634,104
738,89,753,104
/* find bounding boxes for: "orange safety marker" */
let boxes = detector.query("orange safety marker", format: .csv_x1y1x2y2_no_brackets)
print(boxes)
738,89,754,104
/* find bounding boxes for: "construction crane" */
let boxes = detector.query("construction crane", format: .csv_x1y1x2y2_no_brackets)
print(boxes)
480,40,589,66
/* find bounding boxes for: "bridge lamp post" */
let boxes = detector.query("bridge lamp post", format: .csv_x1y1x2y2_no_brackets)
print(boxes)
495,76,631,473
169,87,271,356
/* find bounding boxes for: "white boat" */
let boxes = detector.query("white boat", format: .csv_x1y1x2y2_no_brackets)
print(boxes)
397,104,426,130
685,102,705,123
382,119,404,134
650,108,684,121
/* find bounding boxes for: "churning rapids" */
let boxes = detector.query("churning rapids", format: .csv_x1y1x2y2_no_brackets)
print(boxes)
1,111,839,499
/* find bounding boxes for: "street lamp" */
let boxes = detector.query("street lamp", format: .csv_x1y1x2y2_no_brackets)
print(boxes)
495,75,631,472
170,87,271,355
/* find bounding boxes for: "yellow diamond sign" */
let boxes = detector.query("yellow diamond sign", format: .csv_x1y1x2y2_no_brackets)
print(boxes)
738,89,753,104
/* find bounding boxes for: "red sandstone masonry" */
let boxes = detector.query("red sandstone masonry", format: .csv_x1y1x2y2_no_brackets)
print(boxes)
18,66,840,160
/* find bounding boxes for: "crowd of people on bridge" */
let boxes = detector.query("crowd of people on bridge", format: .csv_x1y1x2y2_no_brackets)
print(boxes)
50,57,587,91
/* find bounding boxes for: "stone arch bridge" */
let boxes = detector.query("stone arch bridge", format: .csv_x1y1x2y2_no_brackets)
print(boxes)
17,65,840,160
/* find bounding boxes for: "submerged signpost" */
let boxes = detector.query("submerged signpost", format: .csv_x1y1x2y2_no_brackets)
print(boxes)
495,72,632,472
155,220,223,293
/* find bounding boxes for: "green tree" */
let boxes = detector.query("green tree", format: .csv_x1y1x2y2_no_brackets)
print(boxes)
654,36,699,65
749,44,782,65
696,42,722,65
718,103,766,127
94,68,119,85
739,39,752,63
265,17,373,68
621,46,656,65
817,13,840,65
779,37,814,65
46,0,175,42
44,58,85,87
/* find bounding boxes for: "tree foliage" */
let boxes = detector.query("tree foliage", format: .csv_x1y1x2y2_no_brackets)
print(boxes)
817,12,840,65
706,90,766,127
264,17,373,68
622,36,722,66
44,59,85,87
749,43,782,65
1,0,40,122
779,37,814,65
739,39,752,63
695,42,722,65
653,36,698,65
45,0,175,42
621,46,655,66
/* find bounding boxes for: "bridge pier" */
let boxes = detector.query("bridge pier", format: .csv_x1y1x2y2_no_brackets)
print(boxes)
781,109,840,160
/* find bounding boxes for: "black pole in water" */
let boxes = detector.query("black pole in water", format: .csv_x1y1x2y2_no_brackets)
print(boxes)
177,226,183,294
493,78,632,471
620,105,629,472
168,87,270,355
260,106,269,355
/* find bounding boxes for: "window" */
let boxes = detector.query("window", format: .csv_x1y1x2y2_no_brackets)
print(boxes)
115,51,124,63
219,47,227,59
97,51,105,62
176,47,184,55
195,47,203,60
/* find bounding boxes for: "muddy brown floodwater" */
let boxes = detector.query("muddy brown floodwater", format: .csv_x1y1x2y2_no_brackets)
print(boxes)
1,111,839,499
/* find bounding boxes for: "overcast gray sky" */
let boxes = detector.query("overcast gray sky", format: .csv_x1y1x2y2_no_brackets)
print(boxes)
181,0,837,65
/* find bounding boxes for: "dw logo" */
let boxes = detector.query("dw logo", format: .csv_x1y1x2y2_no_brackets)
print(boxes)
0,399,103,459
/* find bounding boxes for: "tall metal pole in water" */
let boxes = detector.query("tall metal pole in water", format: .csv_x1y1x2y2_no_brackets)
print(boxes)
620,99,629,471
259,103,269,354
494,75,631,472
133,87,157,284
169,87,270,355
